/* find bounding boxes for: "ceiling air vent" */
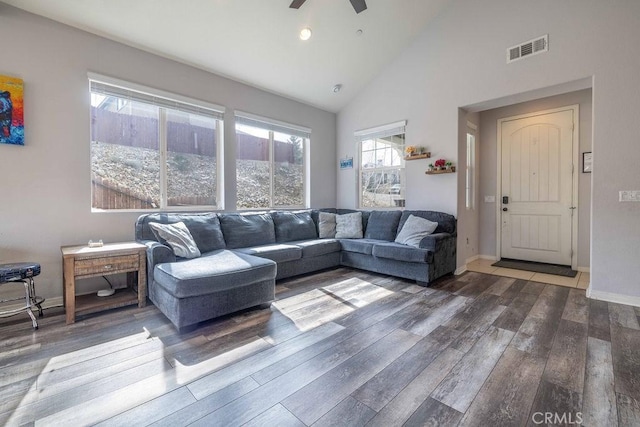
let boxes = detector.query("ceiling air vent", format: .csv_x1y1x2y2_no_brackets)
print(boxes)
507,34,548,63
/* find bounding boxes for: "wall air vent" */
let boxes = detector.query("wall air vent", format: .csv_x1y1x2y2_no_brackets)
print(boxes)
507,34,548,63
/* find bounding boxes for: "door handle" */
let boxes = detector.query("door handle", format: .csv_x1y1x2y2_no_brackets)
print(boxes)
502,196,509,204
502,207,508,212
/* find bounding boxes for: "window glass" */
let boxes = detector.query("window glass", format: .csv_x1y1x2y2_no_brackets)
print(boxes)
359,133,405,208
235,117,308,209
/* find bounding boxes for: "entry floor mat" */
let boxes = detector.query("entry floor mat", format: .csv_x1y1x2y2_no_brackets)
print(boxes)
492,258,578,277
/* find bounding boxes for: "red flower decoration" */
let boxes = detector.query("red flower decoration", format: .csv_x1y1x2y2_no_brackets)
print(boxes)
434,159,446,167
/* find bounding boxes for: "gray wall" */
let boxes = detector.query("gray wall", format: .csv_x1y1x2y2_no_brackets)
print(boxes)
479,89,592,269
337,0,640,299
0,5,336,299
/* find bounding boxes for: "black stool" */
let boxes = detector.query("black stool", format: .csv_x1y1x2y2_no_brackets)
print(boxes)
0,262,45,329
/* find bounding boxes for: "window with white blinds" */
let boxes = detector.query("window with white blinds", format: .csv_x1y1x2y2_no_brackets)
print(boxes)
89,74,224,211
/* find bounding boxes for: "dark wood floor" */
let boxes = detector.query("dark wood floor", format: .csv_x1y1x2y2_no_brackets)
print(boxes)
1,267,639,426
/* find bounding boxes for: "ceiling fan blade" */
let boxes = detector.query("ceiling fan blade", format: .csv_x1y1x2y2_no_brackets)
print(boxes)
349,0,367,13
289,0,307,9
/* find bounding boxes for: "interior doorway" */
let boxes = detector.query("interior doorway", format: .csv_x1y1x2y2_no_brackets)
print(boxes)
496,105,579,268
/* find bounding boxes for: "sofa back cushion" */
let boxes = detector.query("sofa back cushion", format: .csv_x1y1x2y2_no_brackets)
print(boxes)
135,213,226,252
364,210,403,241
398,210,456,235
219,212,276,248
272,211,318,242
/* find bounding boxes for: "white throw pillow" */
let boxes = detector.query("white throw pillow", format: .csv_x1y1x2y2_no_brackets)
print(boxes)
149,221,201,258
335,212,363,239
395,215,438,247
318,212,337,238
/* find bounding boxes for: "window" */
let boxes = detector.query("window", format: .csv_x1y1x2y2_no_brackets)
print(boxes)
89,75,224,211
356,121,406,208
234,112,309,209
466,131,476,210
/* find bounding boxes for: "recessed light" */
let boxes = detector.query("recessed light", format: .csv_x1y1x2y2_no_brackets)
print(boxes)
356,29,363,36
332,84,343,93
299,27,312,41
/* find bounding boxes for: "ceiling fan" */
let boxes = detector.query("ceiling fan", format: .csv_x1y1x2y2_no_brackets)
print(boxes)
289,0,367,14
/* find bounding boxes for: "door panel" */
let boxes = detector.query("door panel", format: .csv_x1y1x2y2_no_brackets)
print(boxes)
500,109,574,265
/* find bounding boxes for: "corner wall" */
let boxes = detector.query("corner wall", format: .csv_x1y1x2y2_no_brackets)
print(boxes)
337,0,640,299
0,5,336,299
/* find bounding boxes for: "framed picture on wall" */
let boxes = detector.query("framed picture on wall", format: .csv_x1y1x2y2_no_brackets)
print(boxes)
0,75,24,146
583,152,592,173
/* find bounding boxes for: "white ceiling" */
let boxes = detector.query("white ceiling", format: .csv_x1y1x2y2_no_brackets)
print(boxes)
3,0,452,112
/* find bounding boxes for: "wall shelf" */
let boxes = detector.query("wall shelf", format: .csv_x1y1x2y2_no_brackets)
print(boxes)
404,153,431,160
425,168,456,175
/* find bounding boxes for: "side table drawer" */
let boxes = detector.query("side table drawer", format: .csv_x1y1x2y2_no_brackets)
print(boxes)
74,254,139,276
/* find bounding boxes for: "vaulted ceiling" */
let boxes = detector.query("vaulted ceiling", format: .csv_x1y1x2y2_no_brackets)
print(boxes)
3,0,452,112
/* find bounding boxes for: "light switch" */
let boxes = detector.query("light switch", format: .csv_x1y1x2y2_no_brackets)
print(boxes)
484,196,496,203
620,190,640,202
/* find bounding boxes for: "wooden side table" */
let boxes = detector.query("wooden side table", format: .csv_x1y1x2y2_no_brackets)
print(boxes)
61,242,147,324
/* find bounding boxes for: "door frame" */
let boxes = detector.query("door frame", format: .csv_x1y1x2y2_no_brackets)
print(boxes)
495,105,580,269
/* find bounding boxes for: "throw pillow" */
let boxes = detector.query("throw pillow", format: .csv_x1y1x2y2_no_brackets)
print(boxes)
318,212,337,238
394,214,438,248
149,221,201,258
335,212,363,239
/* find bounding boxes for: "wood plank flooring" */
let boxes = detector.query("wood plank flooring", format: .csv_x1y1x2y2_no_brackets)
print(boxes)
1,267,639,426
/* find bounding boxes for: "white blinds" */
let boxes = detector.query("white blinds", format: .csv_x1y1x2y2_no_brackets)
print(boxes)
354,120,406,141
89,74,224,120
235,111,311,139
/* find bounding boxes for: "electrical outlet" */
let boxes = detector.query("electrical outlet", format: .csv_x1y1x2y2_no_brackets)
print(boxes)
620,190,640,202
484,196,495,203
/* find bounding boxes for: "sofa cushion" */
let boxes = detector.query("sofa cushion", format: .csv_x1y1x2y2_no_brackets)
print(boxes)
398,210,456,235
395,214,438,247
318,212,337,238
136,212,226,253
272,211,318,242
236,243,302,263
340,238,381,255
290,239,341,258
219,212,276,249
153,250,276,298
364,210,402,241
372,242,433,264
149,221,201,259
337,209,371,231
335,212,363,239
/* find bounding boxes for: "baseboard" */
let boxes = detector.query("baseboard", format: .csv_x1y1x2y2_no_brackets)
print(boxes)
455,266,467,275
587,288,640,308
577,266,590,273
479,255,498,261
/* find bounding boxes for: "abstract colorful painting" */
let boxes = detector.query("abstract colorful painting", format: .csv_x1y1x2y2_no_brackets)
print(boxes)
0,75,24,146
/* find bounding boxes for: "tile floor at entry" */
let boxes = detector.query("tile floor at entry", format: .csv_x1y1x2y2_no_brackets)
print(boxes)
466,258,590,290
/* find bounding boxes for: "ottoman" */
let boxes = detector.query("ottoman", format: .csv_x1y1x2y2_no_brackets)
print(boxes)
151,249,276,330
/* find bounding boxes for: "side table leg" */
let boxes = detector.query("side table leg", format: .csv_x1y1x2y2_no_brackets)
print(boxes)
63,257,76,324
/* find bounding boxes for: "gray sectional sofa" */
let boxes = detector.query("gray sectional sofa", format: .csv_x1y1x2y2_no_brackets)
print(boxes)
135,208,456,330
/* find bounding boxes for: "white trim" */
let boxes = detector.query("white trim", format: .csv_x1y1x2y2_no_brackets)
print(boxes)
496,105,580,269
466,121,478,131
234,110,311,135
587,288,640,308
577,266,590,273
87,72,225,113
479,254,498,261
354,120,407,137
455,266,467,275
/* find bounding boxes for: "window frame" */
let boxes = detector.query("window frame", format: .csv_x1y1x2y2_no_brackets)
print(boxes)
355,121,407,209
466,126,477,211
234,111,311,210
88,73,225,212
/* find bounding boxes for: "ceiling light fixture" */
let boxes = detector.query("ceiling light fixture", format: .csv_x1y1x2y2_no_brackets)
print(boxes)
332,84,343,93
299,27,312,41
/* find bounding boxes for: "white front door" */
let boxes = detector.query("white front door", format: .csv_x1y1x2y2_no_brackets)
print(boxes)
499,108,575,265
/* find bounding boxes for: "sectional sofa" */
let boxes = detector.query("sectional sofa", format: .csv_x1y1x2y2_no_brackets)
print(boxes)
135,208,456,330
